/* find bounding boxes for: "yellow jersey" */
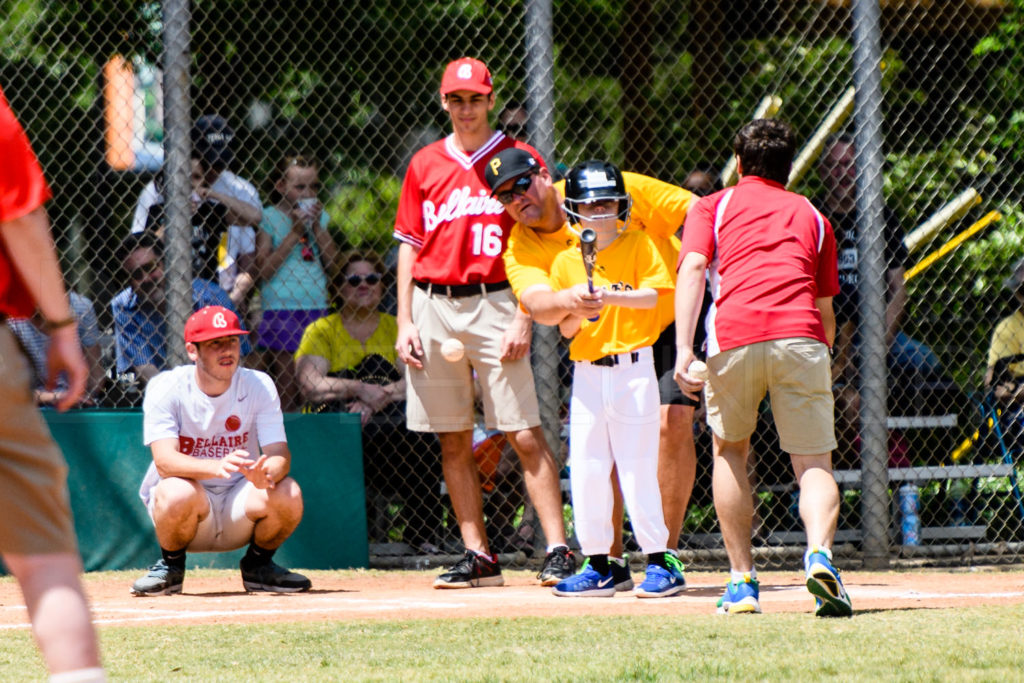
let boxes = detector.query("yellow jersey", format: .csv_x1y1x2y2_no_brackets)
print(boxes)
549,231,674,362
504,172,692,328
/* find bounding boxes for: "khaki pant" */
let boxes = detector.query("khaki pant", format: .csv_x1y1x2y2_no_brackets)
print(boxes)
0,326,77,554
705,337,837,455
406,286,540,433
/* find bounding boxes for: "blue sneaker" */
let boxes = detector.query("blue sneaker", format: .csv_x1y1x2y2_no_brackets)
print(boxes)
634,554,686,598
552,561,616,597
716,575,760,614
805,547,852,617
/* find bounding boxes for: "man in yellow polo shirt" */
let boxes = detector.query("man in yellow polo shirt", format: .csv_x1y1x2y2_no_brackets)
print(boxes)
485,148,699,570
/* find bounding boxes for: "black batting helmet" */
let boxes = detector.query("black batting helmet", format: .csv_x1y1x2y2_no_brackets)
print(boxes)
563,160,631,226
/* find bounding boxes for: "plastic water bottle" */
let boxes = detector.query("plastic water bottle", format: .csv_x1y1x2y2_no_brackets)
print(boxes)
948,479,972,527
898,483,921,546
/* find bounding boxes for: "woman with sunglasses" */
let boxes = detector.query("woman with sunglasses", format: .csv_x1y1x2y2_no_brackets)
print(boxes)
294,251,442,553
255,154,339,410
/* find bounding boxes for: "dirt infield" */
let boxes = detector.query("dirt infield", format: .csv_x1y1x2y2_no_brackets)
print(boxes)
3,568,1022,629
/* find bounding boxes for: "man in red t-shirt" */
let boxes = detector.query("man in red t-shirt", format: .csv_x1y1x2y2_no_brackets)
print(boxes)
0,86,105,680
673,119,852,618
393,58,572,588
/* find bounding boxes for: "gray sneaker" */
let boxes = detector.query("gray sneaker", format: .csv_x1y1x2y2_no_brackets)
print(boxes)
131,559,184,596
241,561,312,593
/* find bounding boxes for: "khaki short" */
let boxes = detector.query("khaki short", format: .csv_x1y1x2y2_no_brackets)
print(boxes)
0,327,78,555
406,286,540,433
705,337,837,455
147,478,256,553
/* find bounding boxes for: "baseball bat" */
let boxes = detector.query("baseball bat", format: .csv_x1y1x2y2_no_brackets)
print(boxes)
579,228,599,322
721,94,783,187
904,209,1001,282
903,188,982,255
786,85,856,190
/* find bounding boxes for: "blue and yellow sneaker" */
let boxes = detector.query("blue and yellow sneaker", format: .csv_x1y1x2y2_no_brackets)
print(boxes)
552,559,616,597
805,547,852,617
716,574,760,614
635,553,686,598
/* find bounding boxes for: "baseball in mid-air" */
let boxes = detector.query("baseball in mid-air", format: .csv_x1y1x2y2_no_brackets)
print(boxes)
441,338,465,362
688,360,709,381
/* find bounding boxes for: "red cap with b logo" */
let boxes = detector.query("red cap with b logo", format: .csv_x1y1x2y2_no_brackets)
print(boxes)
440,57,492,95
184,305,250,343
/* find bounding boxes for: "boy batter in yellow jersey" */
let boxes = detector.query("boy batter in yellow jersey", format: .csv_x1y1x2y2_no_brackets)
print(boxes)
547,161,685,597
487,148,700,586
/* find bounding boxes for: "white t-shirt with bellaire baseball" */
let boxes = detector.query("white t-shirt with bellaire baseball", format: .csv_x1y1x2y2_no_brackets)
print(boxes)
138,365,287,506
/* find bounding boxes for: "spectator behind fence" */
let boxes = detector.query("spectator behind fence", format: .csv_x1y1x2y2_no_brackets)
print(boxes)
129,305,311,596
985,258,1024,439
294,251,442,553
130,114,261,309
110,232,249,391
255,154,338,411
681,167,721,197
497,101,569,180
498,101,529,142
817,133,911,465
142,153,229,284
7,290,105,407
674,118,851,618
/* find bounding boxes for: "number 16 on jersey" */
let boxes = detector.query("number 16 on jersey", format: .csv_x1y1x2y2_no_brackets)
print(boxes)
470,223,503,257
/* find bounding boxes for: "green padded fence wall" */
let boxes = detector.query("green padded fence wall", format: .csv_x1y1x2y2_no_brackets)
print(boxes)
45,411,367,572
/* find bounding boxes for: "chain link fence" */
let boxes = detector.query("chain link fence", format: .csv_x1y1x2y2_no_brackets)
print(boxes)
4,0,1024,570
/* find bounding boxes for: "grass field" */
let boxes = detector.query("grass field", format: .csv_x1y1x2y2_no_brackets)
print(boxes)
2,569,1022,681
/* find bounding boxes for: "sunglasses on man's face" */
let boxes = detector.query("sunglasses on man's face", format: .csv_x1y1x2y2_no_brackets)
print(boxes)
495,173,536,205
346,273,382,287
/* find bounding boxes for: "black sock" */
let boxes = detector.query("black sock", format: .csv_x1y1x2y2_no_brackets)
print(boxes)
242,543,276,568
161,547,186,569
647,552,669,570
588,554,610,575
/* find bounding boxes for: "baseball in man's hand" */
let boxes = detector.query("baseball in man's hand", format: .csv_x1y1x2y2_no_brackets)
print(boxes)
441,338,465,362
688,360,709,381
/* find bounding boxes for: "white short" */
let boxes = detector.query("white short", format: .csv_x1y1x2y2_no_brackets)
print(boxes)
147,479,256,553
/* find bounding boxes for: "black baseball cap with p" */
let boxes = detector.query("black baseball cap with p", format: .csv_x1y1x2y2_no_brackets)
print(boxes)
191,114,234,170
485,148,540,196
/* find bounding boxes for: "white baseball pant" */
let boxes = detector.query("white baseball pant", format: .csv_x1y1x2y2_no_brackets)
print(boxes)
568,346,669,557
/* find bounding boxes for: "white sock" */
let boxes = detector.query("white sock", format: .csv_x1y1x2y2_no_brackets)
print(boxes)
49,668,106,683
804,545,832,568
546,544,569,554
609,556,626,566
731,568,757,583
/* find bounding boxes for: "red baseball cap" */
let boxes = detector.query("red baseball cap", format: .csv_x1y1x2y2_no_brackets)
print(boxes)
184,305,250,343
440,57,493,95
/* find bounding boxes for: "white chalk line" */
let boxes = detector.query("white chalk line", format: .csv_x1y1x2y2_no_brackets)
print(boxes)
2,585,1022,630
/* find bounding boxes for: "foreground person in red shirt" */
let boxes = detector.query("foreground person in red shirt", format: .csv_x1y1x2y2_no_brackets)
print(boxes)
674,118,852,618
0,85,105,681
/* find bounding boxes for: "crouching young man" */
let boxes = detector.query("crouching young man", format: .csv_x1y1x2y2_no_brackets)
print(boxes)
130,305,310,595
